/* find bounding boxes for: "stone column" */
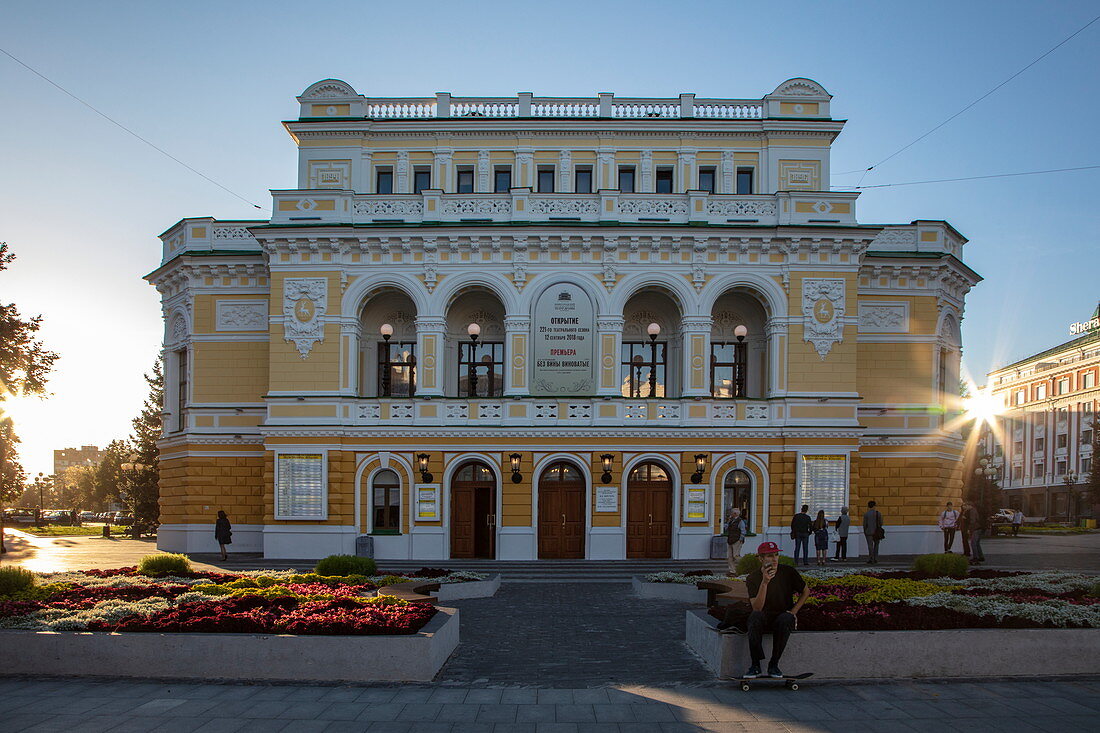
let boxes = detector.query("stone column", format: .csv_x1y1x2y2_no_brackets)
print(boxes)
765,317,788,398
721,151,734,194
596,316,625,396
340,318,362,396
516,149,534,188
597,149,616,190
356,150,372,193
396,151,409,193
678,150,696,192
640,150,654,192
415,315,447,396
504,315,531,396
680,315,713,398
477,150,490,193
558,150,572,193
433,150,452,191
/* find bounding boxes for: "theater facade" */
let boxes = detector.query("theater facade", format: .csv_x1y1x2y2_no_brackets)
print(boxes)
147,78,981,559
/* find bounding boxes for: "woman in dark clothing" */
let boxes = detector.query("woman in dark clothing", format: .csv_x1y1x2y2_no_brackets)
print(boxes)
214,510,232,561
957,502,971,557
812,510,830,566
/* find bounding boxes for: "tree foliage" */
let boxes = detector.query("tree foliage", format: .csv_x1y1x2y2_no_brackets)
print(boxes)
126,359,163,525
1089,416,1100,508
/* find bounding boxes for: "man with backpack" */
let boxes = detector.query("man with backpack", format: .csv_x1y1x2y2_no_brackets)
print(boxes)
724,509,746,574
789,505,812,566
863,500,884,564
938,501,960,552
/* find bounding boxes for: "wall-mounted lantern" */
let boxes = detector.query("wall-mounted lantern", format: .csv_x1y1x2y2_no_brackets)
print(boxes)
509,453,523,484
691,453,708,484
600,453,614,484
416,453,433,483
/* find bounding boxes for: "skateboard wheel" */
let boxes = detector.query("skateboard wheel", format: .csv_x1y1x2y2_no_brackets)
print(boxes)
740,683,750,691
789,683,799,691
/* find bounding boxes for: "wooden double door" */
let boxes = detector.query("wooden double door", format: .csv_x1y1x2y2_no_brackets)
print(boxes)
626,462,673,559
450,462,496,559
538,461,586,559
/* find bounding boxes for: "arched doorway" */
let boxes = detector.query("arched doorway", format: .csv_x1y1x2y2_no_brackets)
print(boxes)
626,462,673,558
450,461,496,559
723,469,753,531
538,461,586,559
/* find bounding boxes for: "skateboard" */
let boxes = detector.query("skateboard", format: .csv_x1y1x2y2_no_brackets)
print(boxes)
732,672,813,691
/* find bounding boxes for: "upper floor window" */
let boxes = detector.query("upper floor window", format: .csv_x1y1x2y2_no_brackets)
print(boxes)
575,167,593,194
710,341,746,399
1058,377,1070,395
1034,437,1045,452
618,166,636,193
176,349,188,432
1083,457,1093,475
371,469,401,532
537,166,555,193
736,168,754,195
1033,462,1045,478
494,167,512,193
413,168,431,194
1056,433,1068,450
1056,460,1067,476
698,166,716,193
376,168,394,194
1082,428,1094,446
1084,371,1096,389
378,341,416,397
1035,384,1047,400
1014,389,1026,405
457,168,474,194
655,167,674,193
459,341,504,397
621,341,665,398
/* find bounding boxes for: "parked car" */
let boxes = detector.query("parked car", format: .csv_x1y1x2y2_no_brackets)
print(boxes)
4,509,36,525
79,511,98,521
991,508,1015,524
112,512,134,526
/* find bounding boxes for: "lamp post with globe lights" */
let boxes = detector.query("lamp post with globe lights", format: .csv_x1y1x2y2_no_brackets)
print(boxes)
973,456,1000,533
120,453,149,538
466,323,481,397
646,322,661,397
1063,471,1079,526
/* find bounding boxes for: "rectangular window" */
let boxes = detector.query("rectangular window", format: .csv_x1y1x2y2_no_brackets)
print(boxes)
375,168,393,195
994,443,1003,457
1058,378,1070,395
1033,462,1044,479
1014,440,1024,456
377,341,416,397
1056,460,1067,476
372,473,401,531
1082,429,1093,446
456,168,474,194
799,455,848,517
537,166,555,193
710,341,747,398
1084,372,1096,389
494,167,512,193
618,166,636,193
736,168,754,195
574,167,593,193
1083,457,1092,474
1036,384,1047,400
1034,437,1045,452
1014,389,1026,405
697,166,716,193
1011,465,1022,481
1057,433,1068,450
458,341,504,397
176,349,188,432
620,341,666,398
275,454,326,519
656,167,674,193
413,168,431,194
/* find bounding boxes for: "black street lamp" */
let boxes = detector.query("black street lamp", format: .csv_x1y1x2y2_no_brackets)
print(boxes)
467,322,480,397
646,322,661,398
1064,471,1079,526
379,323,393,396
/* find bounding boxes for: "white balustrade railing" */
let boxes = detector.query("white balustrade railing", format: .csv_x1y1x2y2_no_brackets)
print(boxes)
354,96,765,120
612,103,679,119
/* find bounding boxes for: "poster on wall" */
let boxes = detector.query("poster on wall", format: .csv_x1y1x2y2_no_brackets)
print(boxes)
595,485,618,513
800,455,847,516
415,484,439,521
685,487,708,521
531,282,594,395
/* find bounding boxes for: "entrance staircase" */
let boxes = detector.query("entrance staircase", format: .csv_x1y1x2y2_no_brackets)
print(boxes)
374,559,727,582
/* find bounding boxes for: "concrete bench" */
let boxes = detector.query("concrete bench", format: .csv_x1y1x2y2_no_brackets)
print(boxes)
696,579,750,608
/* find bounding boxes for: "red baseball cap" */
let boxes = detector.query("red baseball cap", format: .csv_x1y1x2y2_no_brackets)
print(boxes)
756,541,780,555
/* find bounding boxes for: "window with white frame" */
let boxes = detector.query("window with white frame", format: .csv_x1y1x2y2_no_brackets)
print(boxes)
276,454,326,519
1083,371,1096,389
799,455,847,516
1058,377,1070,395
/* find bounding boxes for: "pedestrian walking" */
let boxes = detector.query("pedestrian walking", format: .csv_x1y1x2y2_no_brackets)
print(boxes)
1011,508,1024,537
214,510,232,562
812,510,829,566
938,501,959,552
965,500,985,564
957,500,971,556
833,506,850,561
862,500,884,564
724,509,746,574
790,504,812,566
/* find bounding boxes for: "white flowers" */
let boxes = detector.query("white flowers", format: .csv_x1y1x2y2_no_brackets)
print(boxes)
905,592,1100,627
0,597,174,631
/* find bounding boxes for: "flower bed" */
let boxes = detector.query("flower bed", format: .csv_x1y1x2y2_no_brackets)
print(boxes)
0,567,484,635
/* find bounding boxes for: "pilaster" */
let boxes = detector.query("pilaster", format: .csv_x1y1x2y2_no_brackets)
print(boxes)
415,315,447,396
680,315,713,397
504,315,532,396
597,316,625,396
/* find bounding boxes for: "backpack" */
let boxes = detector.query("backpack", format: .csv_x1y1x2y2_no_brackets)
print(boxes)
726,518,743,543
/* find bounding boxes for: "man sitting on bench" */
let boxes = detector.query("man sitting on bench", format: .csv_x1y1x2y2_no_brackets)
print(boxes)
743,541,810,679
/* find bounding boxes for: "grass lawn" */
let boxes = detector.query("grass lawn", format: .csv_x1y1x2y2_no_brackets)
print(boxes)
11,525,114,537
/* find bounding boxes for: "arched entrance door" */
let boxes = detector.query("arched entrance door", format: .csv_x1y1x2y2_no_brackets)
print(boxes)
450,462,496,559
723,469,753,530
538,461,586,559
626,462,673,559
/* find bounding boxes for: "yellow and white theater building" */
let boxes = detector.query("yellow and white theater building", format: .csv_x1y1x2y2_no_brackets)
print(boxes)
147,78,981,560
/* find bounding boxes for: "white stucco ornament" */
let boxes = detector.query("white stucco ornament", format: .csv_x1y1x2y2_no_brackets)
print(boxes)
283,278,327,358
802,278,845,359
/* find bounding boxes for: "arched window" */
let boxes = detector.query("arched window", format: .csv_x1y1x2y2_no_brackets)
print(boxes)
723,469,752,529
455,462,495,482
372,469,401,531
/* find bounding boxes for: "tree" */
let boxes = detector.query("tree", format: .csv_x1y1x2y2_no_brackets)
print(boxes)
93,440,128,509
1088,416,1100,511
125,359,163,527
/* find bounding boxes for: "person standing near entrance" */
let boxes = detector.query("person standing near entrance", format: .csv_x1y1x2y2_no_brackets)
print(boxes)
789,505,812,566
724,509,746,574
938,501,959,552
833,506,850,561
1011,508,1024,536
862,500,883,564
965,500,985,564
214,510,232,562
811,510,829,566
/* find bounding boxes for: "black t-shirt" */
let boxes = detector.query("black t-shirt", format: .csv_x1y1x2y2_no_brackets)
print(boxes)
745,564,806,614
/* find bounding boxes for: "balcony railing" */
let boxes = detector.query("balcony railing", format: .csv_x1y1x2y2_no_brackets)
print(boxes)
270,190,859,227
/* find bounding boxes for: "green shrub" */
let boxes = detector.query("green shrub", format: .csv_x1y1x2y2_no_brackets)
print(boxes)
735,553,796,576
1090,581,1100,598
313,555,377,577
912,552,969,579
137,553,192,576
0,566,36,596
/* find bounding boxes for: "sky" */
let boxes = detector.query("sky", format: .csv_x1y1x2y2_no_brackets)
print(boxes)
1,0,1098,477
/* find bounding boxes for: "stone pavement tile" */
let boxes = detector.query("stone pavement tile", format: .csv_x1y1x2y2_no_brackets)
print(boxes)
692,724,750,733
279,722,332,733
592,704,635,722
162,701,222,718
425,689,468,704
994,696,1066,716
516,704,558,723
668,704,718,723
402,724,452,733
233,721,288,733
812,702,870,721
362,723,414,733
434,703,481,722
724,725,786,733
846,701,911,720
630,704,678,722
501,691,538,705
238,701,292,719
20,715,111,733
492,725,538,733
554,704,596,723
475,704,519,723
1033,696,1099,714
320,702,370,720
6,715,50,733
192,719,248,733
773,702,836,721
464,690,504,704
354,703,406,722
573,725,623,733
186,701,255,719
536,691,575,705
283,687,333,703
0,695,39,714
572,690,611,705
106,719,163,733
887,700,947,719
208,686,263,703
701,705,759,723
246,687,294,702
533,725,579,733
391,689,435,704
280,700,342,719
355,689,400,704
397,703,443,722
148,718,208,733
320,723,369,733
318,687,369,704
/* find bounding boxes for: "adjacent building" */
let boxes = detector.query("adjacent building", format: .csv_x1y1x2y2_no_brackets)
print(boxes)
147,78,981,560
981,304,1099,520
53,445,103,475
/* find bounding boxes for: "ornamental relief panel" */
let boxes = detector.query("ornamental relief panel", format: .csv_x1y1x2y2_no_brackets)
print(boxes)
858,302,909,333
215,300,268,332
802,278,845,359
283,278,327,358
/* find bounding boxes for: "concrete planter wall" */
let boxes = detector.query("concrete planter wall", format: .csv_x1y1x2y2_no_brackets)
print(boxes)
1,607,459,683
435,574,501,601
686,609,1100,680
633,577,708,604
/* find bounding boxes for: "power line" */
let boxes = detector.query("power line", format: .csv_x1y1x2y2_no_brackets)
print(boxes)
847,164,1100,189
848,12,1100,184
0,46,263,210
